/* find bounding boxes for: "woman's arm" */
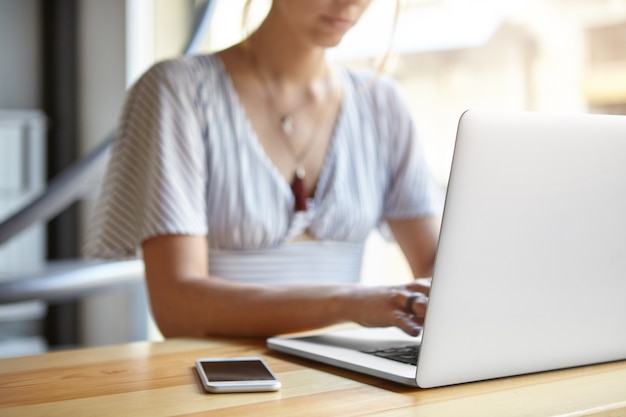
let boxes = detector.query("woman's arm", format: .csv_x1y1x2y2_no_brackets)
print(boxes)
142,234,428,338
387,216,440,279
386,216,440,321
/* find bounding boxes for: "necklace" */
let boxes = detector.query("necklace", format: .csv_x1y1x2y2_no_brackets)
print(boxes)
249,50,334,211
250,53,329,137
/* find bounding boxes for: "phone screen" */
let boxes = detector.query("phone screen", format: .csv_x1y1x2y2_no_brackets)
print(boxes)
196,358,281,393
199,359,276,382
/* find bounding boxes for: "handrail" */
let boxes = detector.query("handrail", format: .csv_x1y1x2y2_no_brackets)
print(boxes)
0,135,112,246
0,259,145,304
0,0,217,247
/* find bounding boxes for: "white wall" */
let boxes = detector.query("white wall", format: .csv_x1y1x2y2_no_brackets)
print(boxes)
76,0,152,347
78,0,127,156
0,0,41,109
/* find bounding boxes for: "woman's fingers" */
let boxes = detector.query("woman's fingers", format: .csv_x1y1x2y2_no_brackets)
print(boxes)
392,310,423,337
405,293,428,324
406,277,432,296
353,285,430,337
390,289,428,336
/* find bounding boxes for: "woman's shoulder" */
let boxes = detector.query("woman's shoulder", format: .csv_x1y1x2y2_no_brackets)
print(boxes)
341,65,404,102
339,66,409,125
134,53,222,89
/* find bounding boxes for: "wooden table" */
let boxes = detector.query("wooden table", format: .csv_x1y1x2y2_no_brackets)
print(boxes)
1,337,625,416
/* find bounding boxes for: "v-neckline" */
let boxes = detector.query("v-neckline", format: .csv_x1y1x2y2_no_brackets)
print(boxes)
212,53,346,210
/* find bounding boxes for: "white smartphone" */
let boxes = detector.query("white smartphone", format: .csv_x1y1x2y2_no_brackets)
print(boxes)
195,357,281,393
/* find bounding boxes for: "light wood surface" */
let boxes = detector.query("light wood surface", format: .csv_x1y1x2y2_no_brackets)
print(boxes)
1,337,625,416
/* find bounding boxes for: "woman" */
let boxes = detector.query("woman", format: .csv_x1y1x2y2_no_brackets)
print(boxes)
85,0,442,338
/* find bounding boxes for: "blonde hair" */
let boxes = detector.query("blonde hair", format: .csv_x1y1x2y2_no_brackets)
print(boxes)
241,0,263,40
376,0,401,74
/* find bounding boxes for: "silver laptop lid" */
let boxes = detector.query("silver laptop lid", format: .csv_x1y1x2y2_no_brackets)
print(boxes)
417,110,626,388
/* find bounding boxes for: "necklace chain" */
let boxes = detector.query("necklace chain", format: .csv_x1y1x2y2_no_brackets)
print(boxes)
249,50,332,137
248,49,335,211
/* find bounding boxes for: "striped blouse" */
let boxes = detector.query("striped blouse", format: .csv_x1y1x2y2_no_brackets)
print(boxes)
84,54,441,285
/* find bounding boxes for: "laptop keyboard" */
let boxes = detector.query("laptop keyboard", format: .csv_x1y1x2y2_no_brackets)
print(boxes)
361,345,420,366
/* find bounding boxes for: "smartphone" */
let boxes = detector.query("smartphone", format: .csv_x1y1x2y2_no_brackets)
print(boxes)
195,357,281,393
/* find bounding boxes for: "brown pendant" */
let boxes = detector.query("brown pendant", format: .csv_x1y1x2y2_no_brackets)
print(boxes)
291,167,307,211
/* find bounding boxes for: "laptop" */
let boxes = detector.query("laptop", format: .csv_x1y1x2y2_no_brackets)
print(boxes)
267,109,626,388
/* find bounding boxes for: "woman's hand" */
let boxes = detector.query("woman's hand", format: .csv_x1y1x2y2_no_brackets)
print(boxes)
345,278,431,337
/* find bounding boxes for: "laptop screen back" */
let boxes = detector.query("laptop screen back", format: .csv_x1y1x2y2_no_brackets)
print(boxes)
416,110,626,388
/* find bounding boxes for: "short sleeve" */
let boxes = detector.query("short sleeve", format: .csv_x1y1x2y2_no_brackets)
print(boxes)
376,77,443,219
83,59,208,259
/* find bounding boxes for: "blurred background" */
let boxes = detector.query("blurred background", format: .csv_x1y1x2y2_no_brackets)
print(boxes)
1,0,625,357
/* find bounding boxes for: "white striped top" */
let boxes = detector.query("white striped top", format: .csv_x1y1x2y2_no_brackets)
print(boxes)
84,53,441,285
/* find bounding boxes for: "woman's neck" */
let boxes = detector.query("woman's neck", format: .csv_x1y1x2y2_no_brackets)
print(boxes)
247,15,328,86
